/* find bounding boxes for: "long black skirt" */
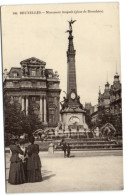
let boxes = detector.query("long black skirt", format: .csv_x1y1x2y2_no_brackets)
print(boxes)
27,168,42,183
8,161,26,185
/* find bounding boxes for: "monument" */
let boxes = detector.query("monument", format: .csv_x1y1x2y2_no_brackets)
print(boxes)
60,20,88,135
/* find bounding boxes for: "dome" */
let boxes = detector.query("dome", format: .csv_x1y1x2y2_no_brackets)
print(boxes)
114,72,119,78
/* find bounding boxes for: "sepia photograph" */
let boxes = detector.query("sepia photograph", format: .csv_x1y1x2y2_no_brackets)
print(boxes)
1,2,123,193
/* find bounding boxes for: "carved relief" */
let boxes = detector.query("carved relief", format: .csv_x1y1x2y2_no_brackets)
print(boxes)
20,57,46,66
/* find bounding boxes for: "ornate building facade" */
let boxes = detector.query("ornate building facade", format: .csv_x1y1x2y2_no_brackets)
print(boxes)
110,73,122,116
97,72,122,117
3,57,61,127
90,72,122,133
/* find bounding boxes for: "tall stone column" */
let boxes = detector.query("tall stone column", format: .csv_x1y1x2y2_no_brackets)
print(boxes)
26,96,28,115
67,22,77,95
40,96,43,121
44,96,47,124
21,96,25,111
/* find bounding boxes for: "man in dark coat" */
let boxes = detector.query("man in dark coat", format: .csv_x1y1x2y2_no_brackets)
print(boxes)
62,142,67,157
67,143,71,158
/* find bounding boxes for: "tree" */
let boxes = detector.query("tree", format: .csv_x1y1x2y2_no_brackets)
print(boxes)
4,96,23,135
96,111,114,128
4,96,42,137
96,110,122,136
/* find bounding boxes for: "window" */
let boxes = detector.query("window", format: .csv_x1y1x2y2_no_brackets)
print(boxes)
31,96,39,101
31,96,36,101
13,96,19,102
49,108,56,123
31,70,36,76
13,72,18,78
48,74,52,78
48,97,54,102
49,114,55,123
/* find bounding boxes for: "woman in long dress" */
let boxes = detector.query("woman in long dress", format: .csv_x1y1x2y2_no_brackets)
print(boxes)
8,138,26,185
27,136,42,182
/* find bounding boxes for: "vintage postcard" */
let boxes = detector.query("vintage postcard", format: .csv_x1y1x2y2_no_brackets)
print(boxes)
1,2,123,193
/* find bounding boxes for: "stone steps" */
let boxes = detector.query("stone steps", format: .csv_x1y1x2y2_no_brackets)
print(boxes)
44,137,109,142
61,141,116,144
55,147,122,151
54,137,122,151
43,135,123,151
56,144,122,150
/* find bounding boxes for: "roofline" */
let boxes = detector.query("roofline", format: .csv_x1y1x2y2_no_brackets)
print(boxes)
20,57,46,65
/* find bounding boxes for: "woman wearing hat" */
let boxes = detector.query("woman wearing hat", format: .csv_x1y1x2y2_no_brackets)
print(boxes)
27,135,42,182
8,138,26,185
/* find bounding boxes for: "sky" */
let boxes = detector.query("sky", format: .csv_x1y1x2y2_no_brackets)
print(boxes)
1,2,121,106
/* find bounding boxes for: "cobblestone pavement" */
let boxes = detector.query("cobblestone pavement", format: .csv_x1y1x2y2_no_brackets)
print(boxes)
5,151,123,193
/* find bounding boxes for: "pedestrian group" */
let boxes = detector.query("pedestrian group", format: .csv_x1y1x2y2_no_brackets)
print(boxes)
8,135,42,185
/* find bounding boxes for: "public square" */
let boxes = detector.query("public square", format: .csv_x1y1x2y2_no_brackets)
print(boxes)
6,151,123,193
2,3,123,194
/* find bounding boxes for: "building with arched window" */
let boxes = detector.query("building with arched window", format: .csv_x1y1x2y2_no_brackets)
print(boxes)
3,57,61,127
